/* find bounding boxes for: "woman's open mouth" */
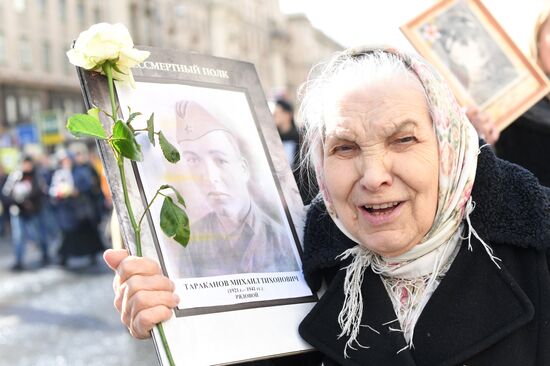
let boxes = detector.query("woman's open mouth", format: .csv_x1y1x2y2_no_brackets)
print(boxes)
359,201,403,225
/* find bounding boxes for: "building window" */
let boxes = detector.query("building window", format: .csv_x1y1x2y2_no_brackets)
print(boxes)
36,0,47,15
42,40,51,72
77,0,85,26
94,7,101,23
63,98,73,115
19,96,31,121
14,0,26,14
130,4,139,44
19,37,31,69
59,0,66,21
31,97,41,117
5,96,17,125
62,49,70,74
0,33,5,64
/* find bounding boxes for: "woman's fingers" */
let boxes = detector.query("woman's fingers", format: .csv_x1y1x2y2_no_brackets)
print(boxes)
123,288,179,324
465,106,500,143
112,257,167,312
129,305,175,339
122,274,176,299
103,249,128,271
104,250,177,339
486,125,501,145
121,290,179,338
116,256,163,283
117,274,175,312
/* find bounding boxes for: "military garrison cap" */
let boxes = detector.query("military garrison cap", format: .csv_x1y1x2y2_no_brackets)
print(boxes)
175,100,232,143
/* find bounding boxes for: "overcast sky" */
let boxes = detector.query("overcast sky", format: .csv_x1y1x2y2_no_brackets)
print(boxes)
279,0,545,54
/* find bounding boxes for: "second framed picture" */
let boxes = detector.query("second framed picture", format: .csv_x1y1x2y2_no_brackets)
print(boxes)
401,0,550,131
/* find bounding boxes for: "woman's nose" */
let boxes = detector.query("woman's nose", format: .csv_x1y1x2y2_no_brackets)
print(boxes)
357,154,393,192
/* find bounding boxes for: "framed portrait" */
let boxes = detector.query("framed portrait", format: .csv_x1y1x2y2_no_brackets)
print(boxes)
76,47,317,365
401,0,550,131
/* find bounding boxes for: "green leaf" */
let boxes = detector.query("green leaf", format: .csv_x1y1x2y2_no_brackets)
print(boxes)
159,184,186,207
111,120,143,161
127,111,141,126
87,107,100,121
67,113,107,139
158,130,180,163
147,113,155,146
160,196,190,247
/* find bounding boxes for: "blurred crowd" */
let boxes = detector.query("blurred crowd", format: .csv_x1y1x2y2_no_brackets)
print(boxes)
1,143,112,271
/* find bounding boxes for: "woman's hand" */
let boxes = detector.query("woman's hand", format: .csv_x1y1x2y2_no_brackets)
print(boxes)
103,249,179,339
465,106,500,144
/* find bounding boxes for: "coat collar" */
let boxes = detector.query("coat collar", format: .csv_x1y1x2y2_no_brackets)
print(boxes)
299,234,535,366
468,144,550,249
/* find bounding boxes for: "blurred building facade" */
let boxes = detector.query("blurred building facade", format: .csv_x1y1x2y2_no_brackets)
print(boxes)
0,0,341,149
285,14,343,102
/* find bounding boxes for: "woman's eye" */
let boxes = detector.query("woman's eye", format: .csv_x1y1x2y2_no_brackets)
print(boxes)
332,144,357,155
395,136,417,144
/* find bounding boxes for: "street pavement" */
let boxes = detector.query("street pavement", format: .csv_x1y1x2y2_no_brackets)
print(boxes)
0,237,158,366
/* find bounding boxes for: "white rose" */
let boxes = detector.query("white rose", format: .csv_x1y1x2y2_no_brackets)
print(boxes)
66,23,149,85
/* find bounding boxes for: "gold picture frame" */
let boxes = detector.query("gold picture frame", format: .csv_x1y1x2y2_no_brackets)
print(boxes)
401,0,550,131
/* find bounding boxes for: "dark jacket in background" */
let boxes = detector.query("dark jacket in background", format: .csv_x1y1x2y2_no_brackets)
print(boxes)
279,123,318,205
299,146,550,365
52,163,105,260
496,97,550,187
3,169,44,217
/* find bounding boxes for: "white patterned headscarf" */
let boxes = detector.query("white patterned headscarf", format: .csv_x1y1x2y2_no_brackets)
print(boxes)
311,47,500,356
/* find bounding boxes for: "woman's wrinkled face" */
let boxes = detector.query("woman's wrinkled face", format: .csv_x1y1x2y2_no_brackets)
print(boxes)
322,76,439,257
538,18,550,74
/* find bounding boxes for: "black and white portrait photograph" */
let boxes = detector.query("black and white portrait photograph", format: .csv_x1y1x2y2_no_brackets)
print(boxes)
115,80,312,312
173,98,300,277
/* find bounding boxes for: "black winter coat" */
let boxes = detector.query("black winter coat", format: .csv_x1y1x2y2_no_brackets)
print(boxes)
298,146,550,366
496,97,550,187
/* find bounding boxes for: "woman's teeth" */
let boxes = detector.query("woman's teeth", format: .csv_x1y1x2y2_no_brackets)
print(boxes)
364,201,400,211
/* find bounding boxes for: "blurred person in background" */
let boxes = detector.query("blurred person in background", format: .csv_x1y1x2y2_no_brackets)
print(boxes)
2,156,50,271
467,3,550,186
89,148,112,210
273,98,317,204
0,163,9,238
35,153,61,246
492,4,550,187
73,146,107,226
274,98,300,169
50,149,104,267
89,148,114,246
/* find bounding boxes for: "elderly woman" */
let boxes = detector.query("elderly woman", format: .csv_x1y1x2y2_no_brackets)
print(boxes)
104,47,550,365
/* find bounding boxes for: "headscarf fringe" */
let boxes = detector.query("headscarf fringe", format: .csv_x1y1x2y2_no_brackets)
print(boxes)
336,246,375,358
464,198,502,269
397,344,411,354
360,324,380,334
